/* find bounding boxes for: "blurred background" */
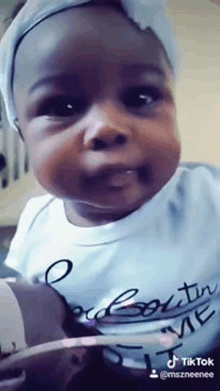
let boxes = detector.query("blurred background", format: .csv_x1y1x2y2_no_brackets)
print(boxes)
0,0,220,267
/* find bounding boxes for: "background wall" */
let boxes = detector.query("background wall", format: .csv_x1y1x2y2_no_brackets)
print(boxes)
0,0,220,226
169,0,220,164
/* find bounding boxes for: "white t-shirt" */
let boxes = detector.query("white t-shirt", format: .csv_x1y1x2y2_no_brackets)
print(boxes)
5,162,220,371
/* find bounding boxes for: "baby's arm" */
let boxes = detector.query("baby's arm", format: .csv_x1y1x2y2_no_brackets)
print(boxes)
0,279,90,391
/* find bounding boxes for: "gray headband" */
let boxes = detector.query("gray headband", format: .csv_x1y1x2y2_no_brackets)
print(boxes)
0,0,179,130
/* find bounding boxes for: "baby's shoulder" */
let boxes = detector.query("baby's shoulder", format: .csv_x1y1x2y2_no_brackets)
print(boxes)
178,161,220,186
175,161,220,206
16,194,56,237
179,161,220,175
22,193,55,220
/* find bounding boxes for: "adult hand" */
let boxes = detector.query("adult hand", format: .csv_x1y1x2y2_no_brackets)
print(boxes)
6,281,91,391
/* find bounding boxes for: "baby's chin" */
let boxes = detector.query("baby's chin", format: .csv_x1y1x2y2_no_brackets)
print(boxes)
70,188,156,223
73,168,177,223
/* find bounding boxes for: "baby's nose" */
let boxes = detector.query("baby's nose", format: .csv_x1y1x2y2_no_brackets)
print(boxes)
85,125,128,151
86,128,127,151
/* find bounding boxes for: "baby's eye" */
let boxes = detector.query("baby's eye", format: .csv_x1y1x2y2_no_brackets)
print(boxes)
39,96,86,117
121,86,163,112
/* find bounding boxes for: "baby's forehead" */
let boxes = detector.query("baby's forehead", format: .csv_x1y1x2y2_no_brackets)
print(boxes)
13,6,172,92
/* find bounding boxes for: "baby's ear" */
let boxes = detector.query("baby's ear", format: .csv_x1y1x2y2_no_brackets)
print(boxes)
13,119,24,141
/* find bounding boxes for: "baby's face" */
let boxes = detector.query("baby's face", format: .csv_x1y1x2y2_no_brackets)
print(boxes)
13,5,181,224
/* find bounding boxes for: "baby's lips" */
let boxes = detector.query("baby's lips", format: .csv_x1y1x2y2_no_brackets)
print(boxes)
103,170,137,187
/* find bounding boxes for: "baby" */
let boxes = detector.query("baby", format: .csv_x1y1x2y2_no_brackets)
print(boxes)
1,0,220,389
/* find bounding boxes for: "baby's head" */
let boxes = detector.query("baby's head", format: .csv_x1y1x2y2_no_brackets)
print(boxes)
2,0,181,225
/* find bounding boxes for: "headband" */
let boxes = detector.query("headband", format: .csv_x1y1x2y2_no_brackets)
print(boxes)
0,0,179,131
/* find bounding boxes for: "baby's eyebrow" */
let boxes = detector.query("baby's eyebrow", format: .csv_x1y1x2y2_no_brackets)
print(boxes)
119,63,167,80
28,74,79,95
28,63,166,95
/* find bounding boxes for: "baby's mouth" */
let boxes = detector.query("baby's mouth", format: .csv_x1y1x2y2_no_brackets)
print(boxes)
86,166,150,188
104,169,137,187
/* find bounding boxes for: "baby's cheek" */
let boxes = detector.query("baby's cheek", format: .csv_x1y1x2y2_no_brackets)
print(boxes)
30,140,80,193
30,152,65,194
164,106,180,142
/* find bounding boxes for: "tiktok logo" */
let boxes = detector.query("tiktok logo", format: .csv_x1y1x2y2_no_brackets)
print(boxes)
167,355,179,369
